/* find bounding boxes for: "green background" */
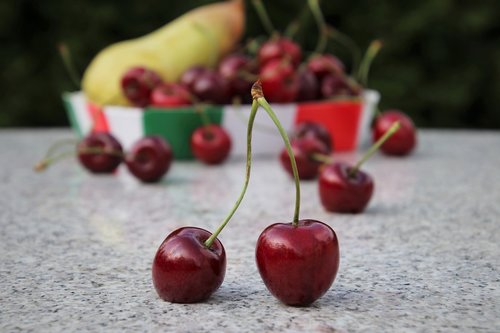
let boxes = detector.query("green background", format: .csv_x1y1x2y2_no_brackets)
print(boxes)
1,0,499,128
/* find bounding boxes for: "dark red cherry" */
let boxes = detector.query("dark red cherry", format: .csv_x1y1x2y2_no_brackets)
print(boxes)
318,162,374,213
125,136,172,183
121,67,163,107
152,227,226,303
77,132,123,173
296,67,320,102
372,110,417,156
190,69,230,105
191,125,231,165
256,219,340,306
179,66,209,91
307,54,345,79
279,137,329,180
294,122,333,152
218,54,257,102
321,74,360,99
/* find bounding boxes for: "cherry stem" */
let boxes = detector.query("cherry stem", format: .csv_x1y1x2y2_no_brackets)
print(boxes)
58,43,81,89
204,99,259,248
194,104,212,128
348,121,400,177
34,146,124,172
311,153,333,164
308,0,328,55
252,82,301,226
251,0,276,36
44,138,80,160
326,26,362,75
284,20,301,39
357,39,382,86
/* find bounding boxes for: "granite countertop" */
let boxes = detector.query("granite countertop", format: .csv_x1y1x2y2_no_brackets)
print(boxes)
1,129,499,332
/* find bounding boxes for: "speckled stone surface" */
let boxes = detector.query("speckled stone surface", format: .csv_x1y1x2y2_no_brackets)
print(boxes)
1,129,499,332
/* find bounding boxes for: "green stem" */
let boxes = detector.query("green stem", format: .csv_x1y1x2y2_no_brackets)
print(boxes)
251,0,275,36
256,97,301,226
58,43,81,89
311,153,333,164
284,20,300,39
34,146,124,172
326,26,362,75
204,100,259,248
44,138,79,160
194,104,212,128
357,39,383,86
308,0,328,54
349,121,400,177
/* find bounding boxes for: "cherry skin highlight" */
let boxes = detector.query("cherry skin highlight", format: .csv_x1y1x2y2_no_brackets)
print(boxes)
373,110,417,156
77,132,123,173
256,219,340,306
125,136,172,183
191,125,232,165
318,162,374,213
152,227,226,303
259,59,299,103
150,82,191,107
280,137,329,180
258,37,302,68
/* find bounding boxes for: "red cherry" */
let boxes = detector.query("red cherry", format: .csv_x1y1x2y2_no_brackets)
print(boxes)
279,137,329,180
260,59,299,103
372,110,417,156
307,54,345,79
152,227,226,303
318,162,374,213
191,125,231,165
258,37,302,68
125,136,172,183
77,132,123,173
121,67,163,107
150,83,191,108
218,54,257,102
256,219,340,306
190,69,230,105
294,122,333,152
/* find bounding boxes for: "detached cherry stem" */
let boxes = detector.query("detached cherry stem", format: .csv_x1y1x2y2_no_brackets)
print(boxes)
357,39,383,86
348,121,400,177
58,43,81,89
204,99,259,248
311,152,333,164
34,146,124,172
252,81,301,226
251,0,276,36
308,0,328,55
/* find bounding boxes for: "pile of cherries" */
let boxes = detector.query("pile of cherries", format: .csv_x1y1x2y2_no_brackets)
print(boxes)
120,40,358,109
280,110,417,213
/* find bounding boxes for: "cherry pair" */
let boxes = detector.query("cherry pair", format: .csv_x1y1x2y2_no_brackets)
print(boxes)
36,132,172,183
152,81,340,306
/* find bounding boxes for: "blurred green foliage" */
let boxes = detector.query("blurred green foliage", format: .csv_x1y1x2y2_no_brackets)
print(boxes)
1,0,499,128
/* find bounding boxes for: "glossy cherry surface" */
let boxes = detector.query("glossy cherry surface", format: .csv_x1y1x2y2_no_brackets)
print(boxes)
77,132,123,173
260,59,299,103
218,54,256,102
319,162,374,213
296,67,319,102
321,74,359,99
307,54,345,79
280,137,329,180
125,136,172,183
256,219,340,306
258,37,302,68
150,83,191,107
121,67,163,107
191,125,231,165
179,66,208,91
190,69,230,105
373,110,417,156
152,227,226,303
294,122,332,152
